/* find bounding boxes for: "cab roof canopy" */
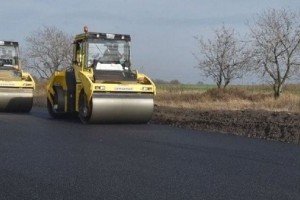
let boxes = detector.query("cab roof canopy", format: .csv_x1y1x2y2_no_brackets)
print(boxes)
75,32,131,42
0,41,18,46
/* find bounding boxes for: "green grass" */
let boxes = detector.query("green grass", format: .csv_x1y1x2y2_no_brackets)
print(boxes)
156,84,217,93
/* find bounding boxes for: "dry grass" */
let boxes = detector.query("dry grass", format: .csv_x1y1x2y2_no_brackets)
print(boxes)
155,86,300,113
33,80,47,107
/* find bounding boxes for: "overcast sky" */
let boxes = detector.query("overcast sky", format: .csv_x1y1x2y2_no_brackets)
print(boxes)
1,0,300,83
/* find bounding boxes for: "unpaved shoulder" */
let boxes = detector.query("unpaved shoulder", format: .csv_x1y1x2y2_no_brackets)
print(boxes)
151,106,300,145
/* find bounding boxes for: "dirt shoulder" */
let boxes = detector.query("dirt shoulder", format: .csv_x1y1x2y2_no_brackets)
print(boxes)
151,106,300,145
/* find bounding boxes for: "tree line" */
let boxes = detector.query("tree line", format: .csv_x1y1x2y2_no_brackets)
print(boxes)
193,9,300,98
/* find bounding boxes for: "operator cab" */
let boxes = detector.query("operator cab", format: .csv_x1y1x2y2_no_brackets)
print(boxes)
87,38,131,71
0,41,19,70
73,29,136,82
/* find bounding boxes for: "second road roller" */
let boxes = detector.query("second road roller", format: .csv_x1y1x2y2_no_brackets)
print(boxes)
46,27,156,124
0,40,35,112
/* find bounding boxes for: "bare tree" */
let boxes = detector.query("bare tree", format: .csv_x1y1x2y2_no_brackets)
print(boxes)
250,9,300,98
24,26,73,79
194,26,251,88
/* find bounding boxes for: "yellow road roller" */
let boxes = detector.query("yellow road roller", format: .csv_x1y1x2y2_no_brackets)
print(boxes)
46,27,156,124
0,41,35,112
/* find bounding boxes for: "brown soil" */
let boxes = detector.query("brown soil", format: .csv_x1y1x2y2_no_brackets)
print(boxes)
151,106,300,145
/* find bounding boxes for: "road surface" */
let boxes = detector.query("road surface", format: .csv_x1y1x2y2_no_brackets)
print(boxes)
0,107,299,200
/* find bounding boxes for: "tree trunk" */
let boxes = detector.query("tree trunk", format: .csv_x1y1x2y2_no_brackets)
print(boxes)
216,70,223,89
273,83,283,99
223,79,230,88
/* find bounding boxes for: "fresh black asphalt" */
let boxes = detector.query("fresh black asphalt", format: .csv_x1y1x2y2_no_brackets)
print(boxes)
0,107,299,200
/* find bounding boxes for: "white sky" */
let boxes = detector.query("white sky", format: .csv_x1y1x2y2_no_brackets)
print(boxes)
1,0,300,83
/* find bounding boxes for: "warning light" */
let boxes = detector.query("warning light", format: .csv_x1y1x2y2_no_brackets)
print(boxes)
84,26,88,33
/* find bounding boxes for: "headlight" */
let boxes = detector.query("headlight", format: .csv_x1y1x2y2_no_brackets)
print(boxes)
142,87,152,91
95,86,105,90
23,83,33,87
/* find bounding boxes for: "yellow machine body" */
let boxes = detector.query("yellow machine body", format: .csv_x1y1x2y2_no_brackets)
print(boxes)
0,41,35,112
46,29,156,123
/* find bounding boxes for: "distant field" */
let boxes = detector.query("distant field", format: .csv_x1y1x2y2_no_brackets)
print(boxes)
157,84,216,92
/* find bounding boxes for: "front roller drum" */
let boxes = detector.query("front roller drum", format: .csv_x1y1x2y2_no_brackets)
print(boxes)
0,88,34,112
79,92,154,124
47,86,65,118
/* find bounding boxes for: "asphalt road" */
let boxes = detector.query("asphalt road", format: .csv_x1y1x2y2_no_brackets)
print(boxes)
0,107,299,200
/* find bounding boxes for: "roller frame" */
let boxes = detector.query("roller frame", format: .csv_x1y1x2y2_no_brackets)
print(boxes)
46,29,156,124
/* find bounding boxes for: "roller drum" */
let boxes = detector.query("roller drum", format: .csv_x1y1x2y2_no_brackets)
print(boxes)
0,88,34,112
88,93,154,124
